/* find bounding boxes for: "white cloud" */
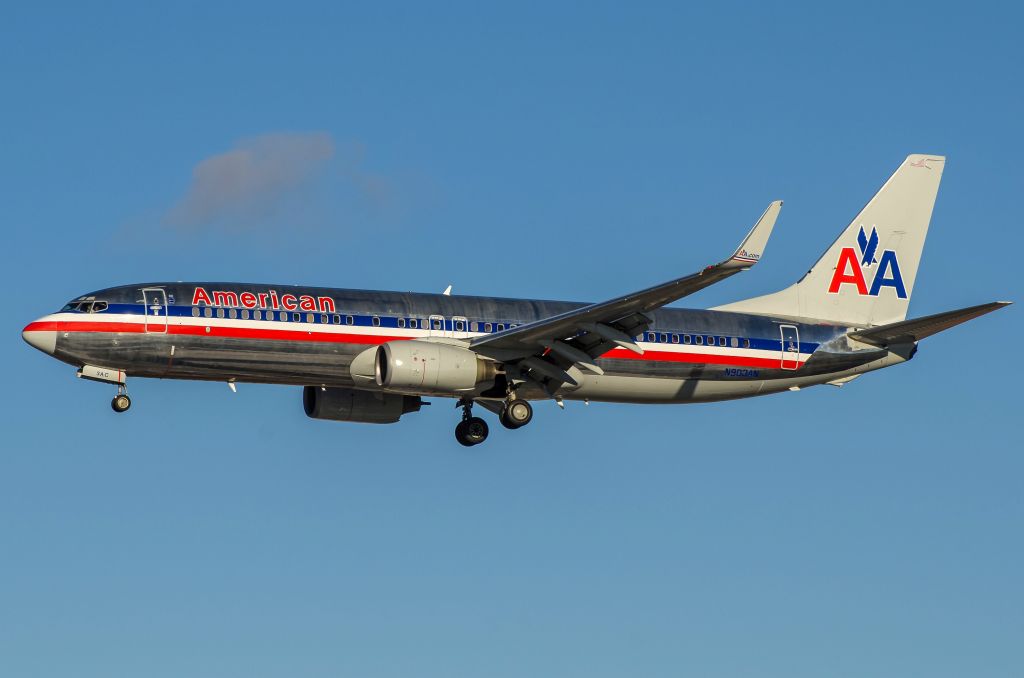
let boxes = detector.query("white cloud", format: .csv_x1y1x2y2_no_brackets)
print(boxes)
164,131,335,231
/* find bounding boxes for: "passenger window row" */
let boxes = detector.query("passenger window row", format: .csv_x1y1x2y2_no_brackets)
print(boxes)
184,306,519,332
644,331,752,349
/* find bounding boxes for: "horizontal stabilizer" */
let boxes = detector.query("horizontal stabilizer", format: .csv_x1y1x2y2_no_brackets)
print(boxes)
848,301,1011,347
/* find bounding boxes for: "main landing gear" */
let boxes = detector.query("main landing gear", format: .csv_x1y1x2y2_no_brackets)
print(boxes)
111,384,131,413
500,398,533,429
454,397,535,446
455,399,489,447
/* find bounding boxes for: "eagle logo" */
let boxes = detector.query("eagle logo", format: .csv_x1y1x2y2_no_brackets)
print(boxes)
857,226,879,267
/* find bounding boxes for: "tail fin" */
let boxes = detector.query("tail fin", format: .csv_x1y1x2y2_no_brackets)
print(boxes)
714,154,946,326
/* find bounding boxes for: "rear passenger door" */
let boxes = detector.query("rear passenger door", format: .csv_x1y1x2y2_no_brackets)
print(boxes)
780,324,799,370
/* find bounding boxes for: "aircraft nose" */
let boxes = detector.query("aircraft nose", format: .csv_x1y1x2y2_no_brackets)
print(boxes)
22,322,57,355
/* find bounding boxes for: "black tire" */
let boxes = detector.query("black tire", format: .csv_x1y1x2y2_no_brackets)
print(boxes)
111,394,131,413
503,399,533,428
499,411,521,429
455,421,473,446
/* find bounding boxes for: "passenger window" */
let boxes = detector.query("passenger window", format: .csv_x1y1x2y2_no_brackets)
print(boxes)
307,313,315,323
409,318,418,329
432,318,442,330
497,324,505,331
398,318,406,328
706,336,713,345
332,314,340,324
471,322,478,332
216,308,225,318
743,338,751,348
683,334,691,344
346,315,354,325
373,316,381,327
648,332,657,342
241,309,249,320
672,334,679,343
485,323,493,332
279,311,288,321
293,313,301,322
660,333,668,343
192,307,200,317
456,320,465,331
695,335,703,345
730,337,738,348
204,307,213,318
719,337,726,347
253,310,261,321
228,308,237,319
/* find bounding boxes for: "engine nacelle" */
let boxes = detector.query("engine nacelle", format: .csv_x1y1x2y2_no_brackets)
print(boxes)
303,386,422,424
375,340,496,394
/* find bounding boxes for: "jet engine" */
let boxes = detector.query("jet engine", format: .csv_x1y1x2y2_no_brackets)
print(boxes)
375,340,497,394
303,386,422,424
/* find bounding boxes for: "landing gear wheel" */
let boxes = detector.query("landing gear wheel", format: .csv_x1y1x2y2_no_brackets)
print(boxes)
111,394,132,413
501,399,533,429
455,416,489,446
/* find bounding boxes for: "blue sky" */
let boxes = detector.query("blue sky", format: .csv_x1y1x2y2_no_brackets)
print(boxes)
2,3,1022,677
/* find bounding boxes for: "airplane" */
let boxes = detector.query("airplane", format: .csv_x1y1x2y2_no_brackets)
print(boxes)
22,154,1010,446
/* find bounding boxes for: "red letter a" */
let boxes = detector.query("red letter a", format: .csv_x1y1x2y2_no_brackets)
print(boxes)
192,287,212,305
827,248,868,295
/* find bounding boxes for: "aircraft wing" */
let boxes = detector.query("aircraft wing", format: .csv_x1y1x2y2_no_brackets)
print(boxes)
469,201,782,386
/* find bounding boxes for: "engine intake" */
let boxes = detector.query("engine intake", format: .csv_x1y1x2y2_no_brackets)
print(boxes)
375,340,496,394
303,386,422,424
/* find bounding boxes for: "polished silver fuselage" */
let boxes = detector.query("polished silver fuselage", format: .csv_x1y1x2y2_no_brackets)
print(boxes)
25,282,912,403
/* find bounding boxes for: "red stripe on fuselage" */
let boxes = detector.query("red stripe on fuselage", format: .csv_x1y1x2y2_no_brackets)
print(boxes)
24,320,402,346
601,347,797,368
25,320,803,369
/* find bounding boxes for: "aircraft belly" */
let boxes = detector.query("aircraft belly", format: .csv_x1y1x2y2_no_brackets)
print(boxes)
56,332,367,386
570,349,908,404
568,374,768,404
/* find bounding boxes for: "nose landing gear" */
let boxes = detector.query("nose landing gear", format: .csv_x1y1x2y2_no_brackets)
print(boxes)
77,365,132,414
111,385,131,413
455,399,489,446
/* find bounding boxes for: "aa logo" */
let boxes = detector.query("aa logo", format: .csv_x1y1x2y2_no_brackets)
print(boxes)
827,226,907,298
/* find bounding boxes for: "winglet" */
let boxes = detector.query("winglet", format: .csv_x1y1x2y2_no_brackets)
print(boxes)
725,200,782,269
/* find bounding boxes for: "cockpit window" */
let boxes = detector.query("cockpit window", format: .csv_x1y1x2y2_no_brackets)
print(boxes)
62,300,108,313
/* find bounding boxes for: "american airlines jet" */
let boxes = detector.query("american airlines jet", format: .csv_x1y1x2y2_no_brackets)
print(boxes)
22,155,1009,445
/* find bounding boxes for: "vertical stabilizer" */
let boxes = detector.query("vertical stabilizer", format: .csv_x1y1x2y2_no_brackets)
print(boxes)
713,154,945,326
